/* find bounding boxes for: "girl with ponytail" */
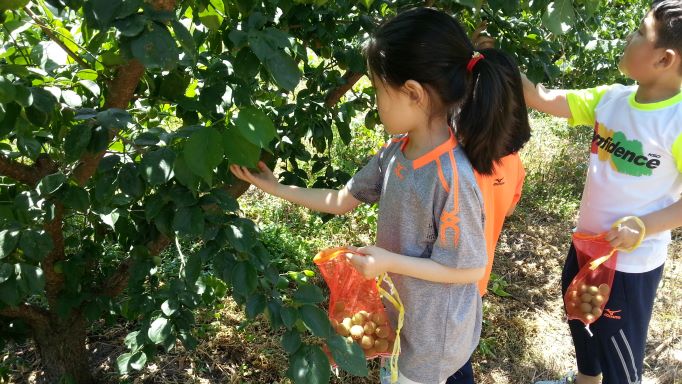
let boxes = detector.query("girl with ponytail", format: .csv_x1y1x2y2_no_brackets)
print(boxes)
231,7,530,384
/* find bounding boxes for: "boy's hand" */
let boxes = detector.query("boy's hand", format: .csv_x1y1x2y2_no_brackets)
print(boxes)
345,245,392,279
471,21,495,50
605,216,645,251
229,161,280,195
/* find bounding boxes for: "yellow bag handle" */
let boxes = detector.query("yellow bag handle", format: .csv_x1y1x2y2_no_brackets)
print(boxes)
376,273,404,384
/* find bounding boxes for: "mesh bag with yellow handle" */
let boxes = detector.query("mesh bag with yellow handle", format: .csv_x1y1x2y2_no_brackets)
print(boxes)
313,247,404,383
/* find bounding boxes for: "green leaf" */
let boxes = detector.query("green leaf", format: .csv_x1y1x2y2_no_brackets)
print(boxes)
118,163,144,198
97,108,132,130
299,305,331,338
173,154,201,190
281,329,302,354
0,263,14,284
130,22,179,70
288,345,331,384
100,210,120,229
161,298,179,316
223,125,261,167
60,185,90,212
18,230,53,262
16,264,45,294
293,284,324,304
280,306,299,329
233,48,260,80
0,230,19,259
182,252,201,287
327,334,369,376
0,0,29,11
248,31,301,91
198,0,224,30
184,126,224,184
542,0,576,35
64,124,92,162
36,172,67,196
231,262,257,296
264,49,301,91
84,0,123,29
141,148,175,186
29,88,56,114
172,205,204,236
78,80,101,97
487,0,519,13
116,352,132,374
246,293,266,319
171,20,196,60
0,78,16,103
148,317,172,344
0,279,20,306
129,351,147,371
114,14,148,37
234,107,277,148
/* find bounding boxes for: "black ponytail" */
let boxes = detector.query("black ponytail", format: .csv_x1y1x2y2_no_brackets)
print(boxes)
364,7,531,175
456,48,531,174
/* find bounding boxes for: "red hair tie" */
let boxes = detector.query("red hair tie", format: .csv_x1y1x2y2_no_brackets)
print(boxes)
466,51,485,73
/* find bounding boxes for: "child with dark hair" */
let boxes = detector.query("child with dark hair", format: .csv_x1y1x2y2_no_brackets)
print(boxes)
231,7,530,383
524,1,682,383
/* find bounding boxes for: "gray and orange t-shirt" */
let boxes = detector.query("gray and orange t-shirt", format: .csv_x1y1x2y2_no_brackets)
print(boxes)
346,131,487,383
566,85,682,273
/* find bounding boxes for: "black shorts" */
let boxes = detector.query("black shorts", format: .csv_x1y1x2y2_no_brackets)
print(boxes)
561,244,664,384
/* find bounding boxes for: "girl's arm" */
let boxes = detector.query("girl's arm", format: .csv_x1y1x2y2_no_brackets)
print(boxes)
230,162,361,215
522,74,573,118
346,246,485,284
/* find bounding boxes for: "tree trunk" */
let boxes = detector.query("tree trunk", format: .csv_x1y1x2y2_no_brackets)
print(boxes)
32,316,93,384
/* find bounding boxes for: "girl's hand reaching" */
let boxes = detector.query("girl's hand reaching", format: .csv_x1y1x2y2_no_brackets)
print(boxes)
345,245,392,279
229,161,280,195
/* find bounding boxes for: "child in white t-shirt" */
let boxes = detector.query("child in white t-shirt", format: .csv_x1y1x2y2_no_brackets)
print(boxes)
523,1,682,383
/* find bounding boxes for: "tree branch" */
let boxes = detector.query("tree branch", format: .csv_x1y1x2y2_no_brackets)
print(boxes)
23,6,91,69
70,0,178,186
0,154,59,187
42,204,65,311
0,155,40,185
0,304,50,328
324,71,364,108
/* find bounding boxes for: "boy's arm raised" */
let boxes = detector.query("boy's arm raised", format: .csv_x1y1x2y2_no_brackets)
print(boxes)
230,162,361,215
522,74,573,118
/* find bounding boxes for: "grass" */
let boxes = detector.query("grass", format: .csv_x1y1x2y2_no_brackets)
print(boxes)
2,114,680,383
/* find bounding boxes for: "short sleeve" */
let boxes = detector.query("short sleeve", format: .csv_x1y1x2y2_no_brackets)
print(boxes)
345,146,386,204
430,179,487,269
673,132,682,173
566,85,612,127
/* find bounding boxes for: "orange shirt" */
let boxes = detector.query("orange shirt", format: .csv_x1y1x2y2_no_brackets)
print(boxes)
474,153,525,296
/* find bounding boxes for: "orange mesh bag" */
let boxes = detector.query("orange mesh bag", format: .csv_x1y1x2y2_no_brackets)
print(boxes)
563,233,617,336
313,247,403,381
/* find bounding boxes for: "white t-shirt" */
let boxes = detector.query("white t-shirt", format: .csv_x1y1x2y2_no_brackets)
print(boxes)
567,84,682,273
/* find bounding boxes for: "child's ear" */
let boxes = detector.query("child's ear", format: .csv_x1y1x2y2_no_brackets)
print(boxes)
657,48,679,71
402,80,426,106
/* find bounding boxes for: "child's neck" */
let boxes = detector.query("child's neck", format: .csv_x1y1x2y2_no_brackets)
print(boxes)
635,77,682,103
402,119,451,161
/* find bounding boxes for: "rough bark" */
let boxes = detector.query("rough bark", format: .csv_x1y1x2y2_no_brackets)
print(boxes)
32,316,93,384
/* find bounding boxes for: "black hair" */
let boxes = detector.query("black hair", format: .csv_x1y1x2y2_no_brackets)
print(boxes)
652,0,682,72
364,7,531,175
